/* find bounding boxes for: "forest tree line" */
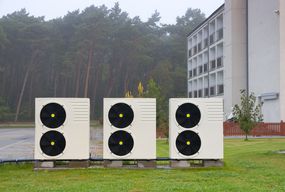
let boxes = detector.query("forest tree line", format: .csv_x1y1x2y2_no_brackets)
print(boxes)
0,3,205,123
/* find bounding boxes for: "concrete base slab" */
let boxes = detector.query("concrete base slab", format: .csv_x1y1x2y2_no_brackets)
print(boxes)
103,160,123,168
34,161,55,169
137,161,156,168
170,160,190,168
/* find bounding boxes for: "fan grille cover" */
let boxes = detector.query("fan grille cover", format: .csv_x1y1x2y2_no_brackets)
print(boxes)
40,131,66,156
175,103,201,128
176,130,201,156
108,130,134,156
40,103,66,128
108,103,134,128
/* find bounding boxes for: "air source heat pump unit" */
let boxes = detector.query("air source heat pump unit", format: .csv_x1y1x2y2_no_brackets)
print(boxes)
34,98,90,160
103,98,156,159
169,98,223,160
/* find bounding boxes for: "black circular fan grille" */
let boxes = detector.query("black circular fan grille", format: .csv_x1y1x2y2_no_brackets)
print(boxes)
108,103,134,128
40,131,66,156
108,131,134,156
175,103,201,128
40,103,66,128
176,130,201,156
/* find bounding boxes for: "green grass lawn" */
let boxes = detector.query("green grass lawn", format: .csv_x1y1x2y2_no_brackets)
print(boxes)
1,138,285,192
0,122,35,128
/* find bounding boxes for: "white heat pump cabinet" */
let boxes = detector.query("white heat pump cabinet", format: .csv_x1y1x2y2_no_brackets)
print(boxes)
169,98,223,160
34,98,90,160
103,98,156,159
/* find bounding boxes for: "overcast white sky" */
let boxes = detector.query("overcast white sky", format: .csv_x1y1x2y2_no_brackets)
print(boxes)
0,0,224,24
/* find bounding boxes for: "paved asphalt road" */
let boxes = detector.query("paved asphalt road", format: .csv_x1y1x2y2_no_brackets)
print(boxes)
0,128,103,161
0,128,34,160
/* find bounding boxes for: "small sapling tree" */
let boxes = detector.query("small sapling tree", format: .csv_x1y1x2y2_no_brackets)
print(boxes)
233,90,263,141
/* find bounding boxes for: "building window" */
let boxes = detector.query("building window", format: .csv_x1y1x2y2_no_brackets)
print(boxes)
217,84,224,95
198,42,202,52
188,92,192,98
194,90,198,98
210,86,216,96
204,88,209,97
193,46,197,55
199,65,203,74
204,38,208,48
203,63,208,73
210,34,215,45
193,68,197,77
188,70,192,78
210,60,216,70
217,28,223,41
198,89,203,97
217,57,223,68
188,49,192,57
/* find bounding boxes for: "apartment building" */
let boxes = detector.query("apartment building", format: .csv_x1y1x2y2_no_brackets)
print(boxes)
187,0,285,122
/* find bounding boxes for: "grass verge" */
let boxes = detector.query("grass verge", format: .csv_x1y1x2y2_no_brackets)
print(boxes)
0,120,100,128
1,138,285,191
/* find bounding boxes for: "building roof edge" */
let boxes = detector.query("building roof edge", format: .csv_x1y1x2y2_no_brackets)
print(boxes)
187,4,225,37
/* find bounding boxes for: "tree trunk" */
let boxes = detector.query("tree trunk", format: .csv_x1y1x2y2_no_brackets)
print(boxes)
124,70,129,93
75,61,81,97
106,76,115,97
14,52,36,122
91,64,102,118
0,67,6,97
75,51,84,97
53,75,57,97
84,43,94,98
28,75,33,118
106,59,123,97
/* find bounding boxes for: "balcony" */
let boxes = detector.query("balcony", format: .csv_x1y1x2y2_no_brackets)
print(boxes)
210,86,216,96
217,84,224,95
210,60,216,71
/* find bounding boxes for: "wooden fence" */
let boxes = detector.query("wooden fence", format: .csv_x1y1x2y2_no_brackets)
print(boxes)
224,121,285,136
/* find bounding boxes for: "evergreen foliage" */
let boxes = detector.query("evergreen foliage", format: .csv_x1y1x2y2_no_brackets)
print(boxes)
0,6,205,121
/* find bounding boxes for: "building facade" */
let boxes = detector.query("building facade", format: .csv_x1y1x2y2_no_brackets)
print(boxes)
187,5,224,100
187,0,285,122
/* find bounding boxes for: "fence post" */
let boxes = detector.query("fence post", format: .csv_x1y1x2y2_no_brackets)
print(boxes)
281,121,285,136
223,122,228,136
